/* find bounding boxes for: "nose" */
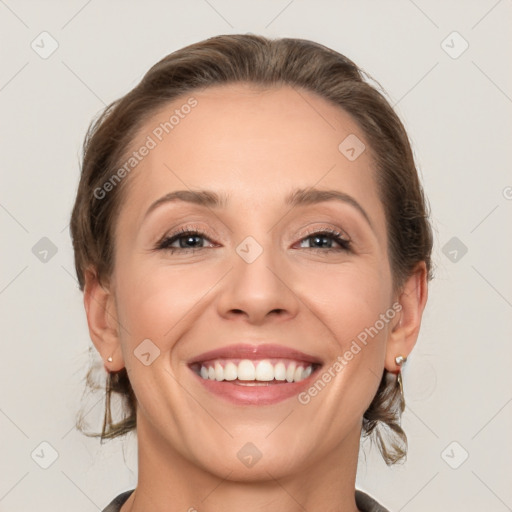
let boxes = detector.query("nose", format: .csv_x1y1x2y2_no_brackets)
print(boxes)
216,238,300,325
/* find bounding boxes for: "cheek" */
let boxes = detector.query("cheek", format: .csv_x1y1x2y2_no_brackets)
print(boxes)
296,262,391,414
298,262,392,345
291,265,392,439
113,259,222,347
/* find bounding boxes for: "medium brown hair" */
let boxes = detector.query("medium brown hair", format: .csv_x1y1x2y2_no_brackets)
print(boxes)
71,34,433,465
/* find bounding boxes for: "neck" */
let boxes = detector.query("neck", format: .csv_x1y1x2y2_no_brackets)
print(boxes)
123,413,362,512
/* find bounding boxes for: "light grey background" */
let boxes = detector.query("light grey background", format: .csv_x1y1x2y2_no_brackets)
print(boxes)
1,1,511,511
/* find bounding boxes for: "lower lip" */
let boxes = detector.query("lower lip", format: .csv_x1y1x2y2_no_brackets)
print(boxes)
190,367,320,406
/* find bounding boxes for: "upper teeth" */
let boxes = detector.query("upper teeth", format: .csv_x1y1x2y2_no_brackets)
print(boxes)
198,359,314,383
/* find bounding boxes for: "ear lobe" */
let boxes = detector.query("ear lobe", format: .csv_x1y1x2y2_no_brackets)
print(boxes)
384,262,429,373
83,267,124,371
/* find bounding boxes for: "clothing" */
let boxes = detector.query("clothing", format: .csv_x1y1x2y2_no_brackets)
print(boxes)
102,488,390,512
102,490,133,512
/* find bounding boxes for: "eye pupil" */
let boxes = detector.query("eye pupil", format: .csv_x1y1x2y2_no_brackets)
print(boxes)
182,235,202,248
312,235,331,248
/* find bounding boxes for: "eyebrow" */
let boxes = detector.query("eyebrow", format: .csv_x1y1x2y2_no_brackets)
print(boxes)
285,188,372,228
143,188,373,228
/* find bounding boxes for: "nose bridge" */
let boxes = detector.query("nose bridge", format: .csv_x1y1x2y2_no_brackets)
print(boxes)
217,232,298,323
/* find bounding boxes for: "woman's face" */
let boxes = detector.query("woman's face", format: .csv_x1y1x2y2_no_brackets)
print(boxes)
104,83,401,478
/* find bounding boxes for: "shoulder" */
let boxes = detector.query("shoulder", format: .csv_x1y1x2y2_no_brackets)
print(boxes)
355,489,391,512
102,489,135,512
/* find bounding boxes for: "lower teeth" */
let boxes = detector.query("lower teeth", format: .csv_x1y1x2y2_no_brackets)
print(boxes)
221,379,287,386
235,381,271,386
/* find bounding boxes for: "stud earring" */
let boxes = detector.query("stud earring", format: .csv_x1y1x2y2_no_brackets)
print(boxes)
395,355,407,366
106,356,113,363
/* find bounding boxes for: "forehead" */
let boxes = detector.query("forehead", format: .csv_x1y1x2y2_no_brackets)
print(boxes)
116,83,386,241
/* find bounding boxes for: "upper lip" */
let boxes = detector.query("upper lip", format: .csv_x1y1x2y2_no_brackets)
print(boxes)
188,343,323,365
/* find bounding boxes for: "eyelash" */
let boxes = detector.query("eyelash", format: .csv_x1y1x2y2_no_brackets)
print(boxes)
297,227,352,252
155,226,352,254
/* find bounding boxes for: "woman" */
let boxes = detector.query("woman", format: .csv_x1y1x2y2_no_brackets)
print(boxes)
70,34,432,512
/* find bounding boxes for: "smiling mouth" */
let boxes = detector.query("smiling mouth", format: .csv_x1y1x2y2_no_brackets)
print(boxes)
189,358,322,384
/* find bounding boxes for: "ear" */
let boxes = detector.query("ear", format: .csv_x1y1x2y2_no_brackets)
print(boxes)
83,267,125,372
384,261,429,373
